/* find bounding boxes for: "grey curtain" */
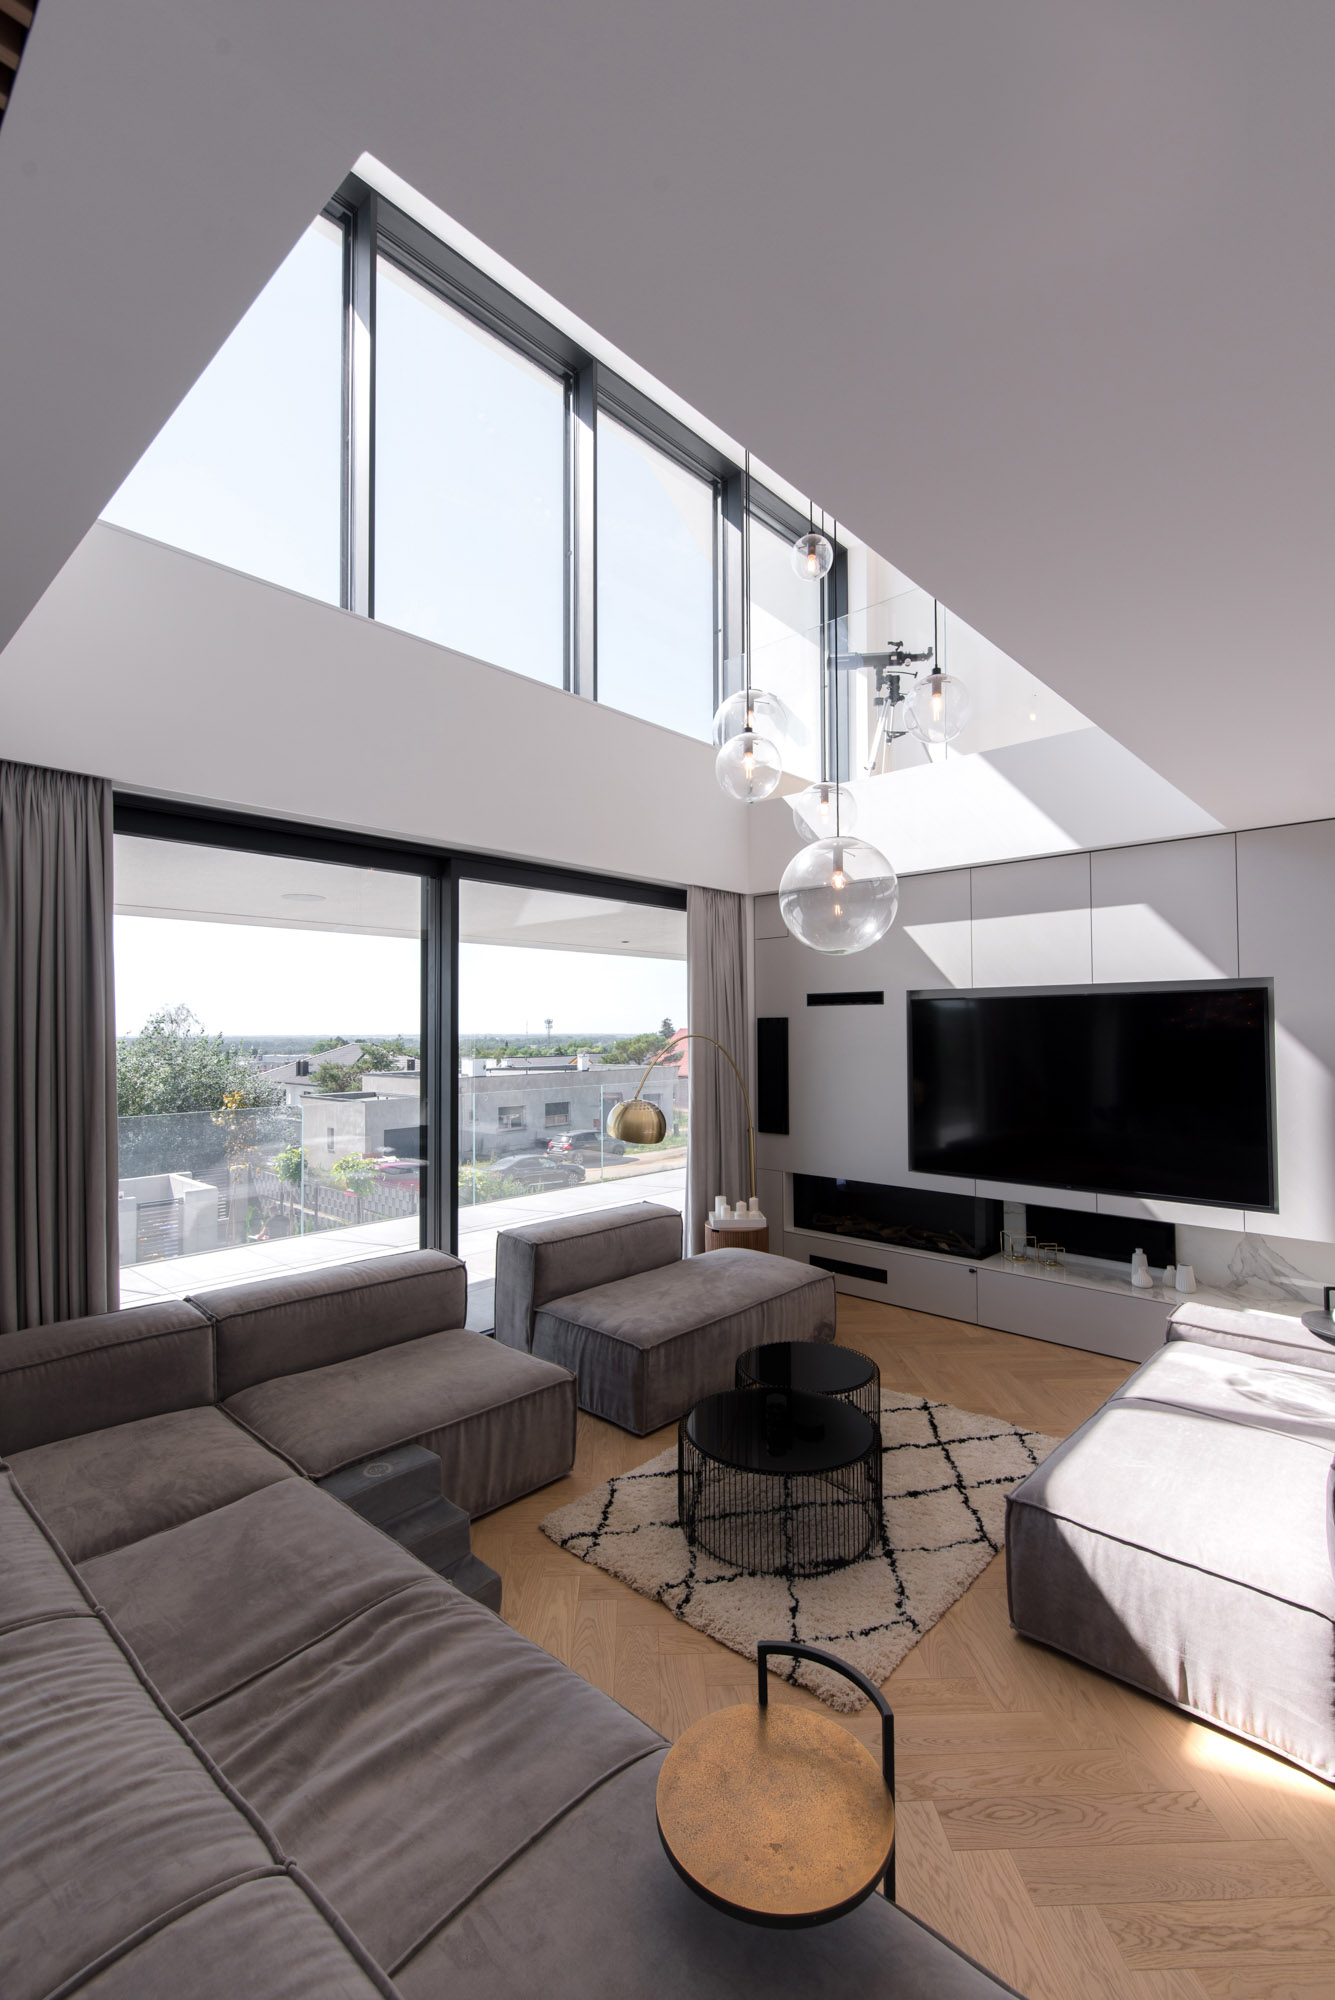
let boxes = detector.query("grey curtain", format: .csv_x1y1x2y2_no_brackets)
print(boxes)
685,886,750,1255
0,761,118,1333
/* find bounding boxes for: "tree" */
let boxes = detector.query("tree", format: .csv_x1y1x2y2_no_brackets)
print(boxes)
312,1037,416,1094
309,1035,350,1055
313,1061,360,1093
330,1152,379,1197
117,1006,283,1116
660,1017,675,1038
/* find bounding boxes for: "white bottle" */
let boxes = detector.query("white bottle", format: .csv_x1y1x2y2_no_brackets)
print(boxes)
1130,1248,1154,1289
1162,1265,1176,1290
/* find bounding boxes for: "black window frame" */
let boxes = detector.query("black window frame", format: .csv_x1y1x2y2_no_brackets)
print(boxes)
328,171,846,736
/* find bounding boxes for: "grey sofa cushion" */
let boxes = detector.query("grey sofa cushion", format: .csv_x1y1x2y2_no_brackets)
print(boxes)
0,1299,213,1454
82,1478,434,1718
1006,1388,1335,1780
532,1249,837,1433
223,1327,576,1516
8,1405,297,1564
1113,1337,1335,1447
494,1202,682,1352
188,1572,661,1977
396,1753,1020,1999
0,1613,276,2000
194,1248,468,1400
70,1874,399,2000
1168,1299,1335,1373
0,1470,91,1635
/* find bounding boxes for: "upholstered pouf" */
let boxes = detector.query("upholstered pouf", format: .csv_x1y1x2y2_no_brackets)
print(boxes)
1006,1335,1335,1781
495,1204,836,1434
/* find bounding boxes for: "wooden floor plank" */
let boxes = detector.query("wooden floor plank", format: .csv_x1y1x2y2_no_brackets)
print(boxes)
937,1791,1227,1850
1016,1840,1328,1905
1101,1897,1335,1969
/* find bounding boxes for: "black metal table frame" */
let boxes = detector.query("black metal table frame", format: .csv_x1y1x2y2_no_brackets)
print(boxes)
678,1387,883,1580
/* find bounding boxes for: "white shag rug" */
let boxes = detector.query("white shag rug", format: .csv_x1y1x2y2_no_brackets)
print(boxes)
541,1391,1057,1711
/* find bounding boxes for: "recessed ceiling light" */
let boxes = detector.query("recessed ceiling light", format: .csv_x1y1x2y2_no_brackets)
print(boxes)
282,892,326,902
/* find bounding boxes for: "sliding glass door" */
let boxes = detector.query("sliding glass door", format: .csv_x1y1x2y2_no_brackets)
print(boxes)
112,808,689,1316
113,830,426,1305
456,876,688,1313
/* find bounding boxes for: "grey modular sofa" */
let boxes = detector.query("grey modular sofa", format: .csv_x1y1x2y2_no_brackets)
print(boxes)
1007,1298,1335,1782
494,1202,838,1433
1,1283,1021,1998
0,1247,577,1532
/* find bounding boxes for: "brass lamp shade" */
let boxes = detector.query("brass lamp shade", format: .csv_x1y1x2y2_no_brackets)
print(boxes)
607,1098,667,1146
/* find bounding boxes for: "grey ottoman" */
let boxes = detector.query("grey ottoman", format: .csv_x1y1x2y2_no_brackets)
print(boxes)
495,1204,837,1434
1006,1337,1335,1781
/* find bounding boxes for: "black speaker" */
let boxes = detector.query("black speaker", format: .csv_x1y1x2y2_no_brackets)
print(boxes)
756,1017,789,1134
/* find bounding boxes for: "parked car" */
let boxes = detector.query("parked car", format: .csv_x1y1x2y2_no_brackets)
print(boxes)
550,1128,626,1161
489,1152,586,1193
374,1156,423,1191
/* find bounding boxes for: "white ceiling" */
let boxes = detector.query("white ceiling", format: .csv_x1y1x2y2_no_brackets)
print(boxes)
3,2,1334,831
114,834,686,956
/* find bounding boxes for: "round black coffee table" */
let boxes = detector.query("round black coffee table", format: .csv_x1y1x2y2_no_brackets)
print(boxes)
735,1341,881,1431
678,1387,882,1577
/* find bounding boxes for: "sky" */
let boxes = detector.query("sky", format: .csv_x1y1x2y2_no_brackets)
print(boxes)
113,915,685,1039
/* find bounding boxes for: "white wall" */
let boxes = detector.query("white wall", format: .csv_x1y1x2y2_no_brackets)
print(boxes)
0,523,751,894
756,819,1335,1284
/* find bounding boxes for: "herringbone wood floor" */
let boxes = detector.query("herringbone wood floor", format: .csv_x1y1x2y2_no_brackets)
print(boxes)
472,1299,1335,1999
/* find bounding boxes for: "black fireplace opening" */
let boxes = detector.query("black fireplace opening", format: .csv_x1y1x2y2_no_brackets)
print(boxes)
793,1175,1002,1260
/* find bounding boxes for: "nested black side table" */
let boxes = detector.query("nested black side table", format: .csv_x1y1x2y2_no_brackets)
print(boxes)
735,1341,881,1431
678,1387,881,1578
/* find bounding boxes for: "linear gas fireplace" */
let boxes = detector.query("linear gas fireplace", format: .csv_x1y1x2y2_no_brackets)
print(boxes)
792,1175,1003,1261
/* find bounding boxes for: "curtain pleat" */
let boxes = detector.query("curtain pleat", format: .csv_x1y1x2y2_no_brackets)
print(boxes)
0,760,118,1332
685,886,750,1256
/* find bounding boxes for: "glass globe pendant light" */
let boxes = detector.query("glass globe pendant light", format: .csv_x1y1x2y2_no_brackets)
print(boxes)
904,669,972,744
790,780,857,842
904,602,972,745
779,835,899,954
791,528,834,580
712,686,784,748
716,729,783,802
713,451,782,803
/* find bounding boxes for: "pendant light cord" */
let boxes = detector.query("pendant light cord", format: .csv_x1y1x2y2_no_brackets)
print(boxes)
832,517,841,839
742,451,752,716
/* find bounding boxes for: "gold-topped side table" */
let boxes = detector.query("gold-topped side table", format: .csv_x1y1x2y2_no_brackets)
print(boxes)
656,1642,895,1927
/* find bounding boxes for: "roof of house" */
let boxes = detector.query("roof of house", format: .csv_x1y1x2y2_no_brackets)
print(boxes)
262,1043,363,1084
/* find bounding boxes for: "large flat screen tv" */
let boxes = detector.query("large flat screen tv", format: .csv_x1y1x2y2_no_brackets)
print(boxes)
908,980,1276,1210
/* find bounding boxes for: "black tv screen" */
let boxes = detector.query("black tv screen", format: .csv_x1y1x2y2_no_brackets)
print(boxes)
908,980,1276,1210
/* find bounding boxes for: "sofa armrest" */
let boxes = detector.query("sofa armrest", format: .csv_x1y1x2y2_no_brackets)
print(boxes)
1167,1300,1335,1374
0,1302,214,1455
494,1203,682,1351
192,1249,468,1400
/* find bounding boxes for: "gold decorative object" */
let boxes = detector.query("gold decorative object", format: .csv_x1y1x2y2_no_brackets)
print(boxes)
1038,1241,1065,1270
607,1033,756,1200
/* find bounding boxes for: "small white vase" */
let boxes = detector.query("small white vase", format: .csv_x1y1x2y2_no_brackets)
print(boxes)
1175,1264,1196,1293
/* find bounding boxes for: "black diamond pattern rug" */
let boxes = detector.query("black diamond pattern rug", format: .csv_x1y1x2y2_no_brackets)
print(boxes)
541,1391,1057,1711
